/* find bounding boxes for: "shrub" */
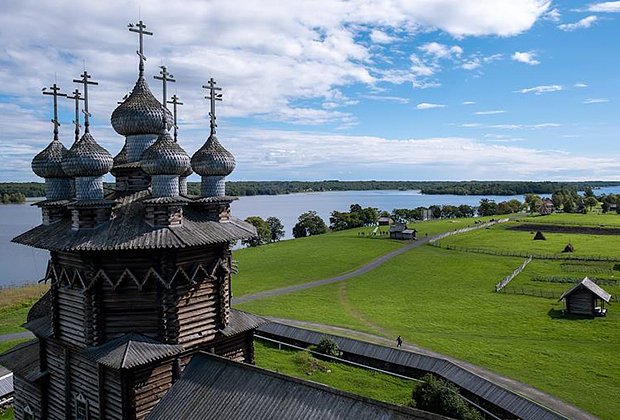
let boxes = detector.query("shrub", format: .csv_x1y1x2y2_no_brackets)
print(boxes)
412,374,482,420
315,337,341,357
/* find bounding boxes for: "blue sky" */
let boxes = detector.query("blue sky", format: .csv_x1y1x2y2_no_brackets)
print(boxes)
0,0,619,182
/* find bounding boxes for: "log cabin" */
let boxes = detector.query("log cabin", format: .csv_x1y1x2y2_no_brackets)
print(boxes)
559,277,612,317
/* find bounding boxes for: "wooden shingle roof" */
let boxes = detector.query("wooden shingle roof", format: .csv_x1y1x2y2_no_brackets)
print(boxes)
12,190,256,251
147,352,444,420
559,277,612,303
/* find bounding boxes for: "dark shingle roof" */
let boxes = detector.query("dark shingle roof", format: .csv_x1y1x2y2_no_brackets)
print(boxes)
0,370,13,400
220,310,267,337
147,353,443,420
0,340,42,382
81,333,184,370
12,191,256,251
31,139,70,178
141,131,190,176
559,277,612,303
62,132,113,177
257,323,567,420
191,134,235,177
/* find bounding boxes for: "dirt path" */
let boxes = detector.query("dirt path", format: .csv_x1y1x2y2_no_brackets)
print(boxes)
233,237,431,304
263,316,597,420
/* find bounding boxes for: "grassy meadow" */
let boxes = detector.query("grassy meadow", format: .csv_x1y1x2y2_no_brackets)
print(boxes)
237,214,620,419
232,215,503,297
437,221,620,259
0,283,46,335
254,340,414,406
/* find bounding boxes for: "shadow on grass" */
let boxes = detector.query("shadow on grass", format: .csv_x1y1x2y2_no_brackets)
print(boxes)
547,308,594,320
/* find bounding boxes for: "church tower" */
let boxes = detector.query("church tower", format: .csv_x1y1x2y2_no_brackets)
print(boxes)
2,20,261,420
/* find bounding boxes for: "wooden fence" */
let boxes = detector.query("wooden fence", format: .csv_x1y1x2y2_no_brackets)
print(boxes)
495,257,532,292
498,286,618,302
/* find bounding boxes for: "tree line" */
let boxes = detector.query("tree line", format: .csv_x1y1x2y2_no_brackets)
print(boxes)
4,180,619,198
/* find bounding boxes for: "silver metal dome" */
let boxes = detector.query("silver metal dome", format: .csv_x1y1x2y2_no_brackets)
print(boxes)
191,135,235,177
111,76,173,136
141,130,190,176
62,133,113,177
32,139,70,179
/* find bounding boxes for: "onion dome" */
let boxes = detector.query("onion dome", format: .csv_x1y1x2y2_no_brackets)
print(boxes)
31,139,69,178
180,165,193,178
141,130,190,175
113,144,129,166
191,135,235,176
111,77,173,136
62,133,113,177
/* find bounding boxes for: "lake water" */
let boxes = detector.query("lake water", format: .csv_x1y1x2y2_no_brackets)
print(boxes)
2,186,620,287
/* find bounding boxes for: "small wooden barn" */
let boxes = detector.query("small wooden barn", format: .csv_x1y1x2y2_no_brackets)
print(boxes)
559,278,612,316
378,216,393,226
389,223,416,240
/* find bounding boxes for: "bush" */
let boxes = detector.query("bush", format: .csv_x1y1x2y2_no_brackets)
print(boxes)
412,374,482,420
293,351,329,376
314,337,341,357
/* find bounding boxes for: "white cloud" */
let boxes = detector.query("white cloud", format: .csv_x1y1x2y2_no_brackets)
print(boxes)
460,122,561,129
517,85,563,94
226,128,619,180
462,101,476,105
361,95,409,104
419,42,462,59
544,8,561,21
512,51,540,65
475,110,506,115
558,16,598,31
370,29,395,44
586,1,620,12
583,98,609,103
574,82,588,88
416,102,445,110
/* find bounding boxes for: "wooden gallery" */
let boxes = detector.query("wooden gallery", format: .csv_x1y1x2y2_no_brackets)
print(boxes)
0,20,439,420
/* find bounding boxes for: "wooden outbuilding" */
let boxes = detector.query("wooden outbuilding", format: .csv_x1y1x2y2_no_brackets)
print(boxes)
389,222,416,240
378,216,393,226
559,278,612,316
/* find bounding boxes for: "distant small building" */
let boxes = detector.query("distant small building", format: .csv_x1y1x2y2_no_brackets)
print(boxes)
378,216,393,226
389,222,416,240
559,277,612,316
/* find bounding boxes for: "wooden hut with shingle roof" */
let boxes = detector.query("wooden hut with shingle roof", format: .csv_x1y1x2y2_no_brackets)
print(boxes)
559,277,612,316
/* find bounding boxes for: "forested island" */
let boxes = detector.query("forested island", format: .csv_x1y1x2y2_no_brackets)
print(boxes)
2,180,620,199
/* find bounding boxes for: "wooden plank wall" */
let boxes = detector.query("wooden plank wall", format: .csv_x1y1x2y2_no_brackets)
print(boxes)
133,362,174,420
212,332,253,363
12,377,42,420
176,280,219,348
46,341,67,420
567,289,594,315
101,282,161,341
102,368,124,420
69,352,101,419
57,287,86,348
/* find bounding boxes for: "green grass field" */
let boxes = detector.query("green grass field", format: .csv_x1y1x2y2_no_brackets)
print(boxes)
255,340,414,406
437,222,620,259
519,212,620,227
237,246,620,419
232,216,504,297
0,284,46,335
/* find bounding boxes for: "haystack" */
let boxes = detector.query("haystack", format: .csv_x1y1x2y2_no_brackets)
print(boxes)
562,243,574,253
533,230,546,240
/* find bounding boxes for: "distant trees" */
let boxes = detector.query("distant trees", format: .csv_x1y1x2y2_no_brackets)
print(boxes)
329,204,378,231
241,216,272,247
266,217,285,242
584,196,599,212
1,192,26,204
293,211,327,238
524,194,543,214
477,199,498,216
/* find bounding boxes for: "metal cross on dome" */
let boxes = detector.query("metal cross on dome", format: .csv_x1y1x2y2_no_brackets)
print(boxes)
42,84,67,141
154,66,175,108
66,89,84,143
72,71,98,134
167,94,183,142
128,20,153,76
202,78,222,135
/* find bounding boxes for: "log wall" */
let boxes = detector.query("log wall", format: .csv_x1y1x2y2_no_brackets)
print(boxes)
12,377,42,420
57,287,86,347
68,352,101,419
133,362,175,420
102,367,124,420
46,340,67,420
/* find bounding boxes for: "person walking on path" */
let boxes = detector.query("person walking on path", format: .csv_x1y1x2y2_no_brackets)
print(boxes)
396,335,402,347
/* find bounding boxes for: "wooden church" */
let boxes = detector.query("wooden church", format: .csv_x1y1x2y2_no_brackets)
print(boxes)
1,20,442,420
0,20,265,420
